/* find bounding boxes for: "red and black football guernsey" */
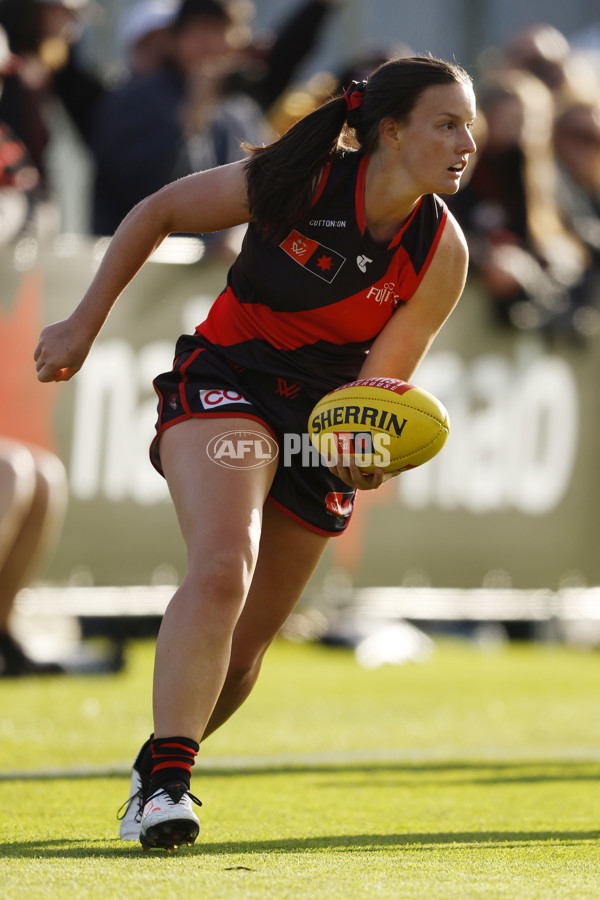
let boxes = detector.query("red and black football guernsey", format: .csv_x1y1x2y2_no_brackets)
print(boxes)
194,151,448,400
152,152,449,534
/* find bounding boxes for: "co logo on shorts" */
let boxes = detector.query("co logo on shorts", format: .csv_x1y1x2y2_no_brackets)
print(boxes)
206,430,279,469
199,389,251,409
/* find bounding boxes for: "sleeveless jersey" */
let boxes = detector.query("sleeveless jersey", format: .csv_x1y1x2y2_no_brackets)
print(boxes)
195,151,448,397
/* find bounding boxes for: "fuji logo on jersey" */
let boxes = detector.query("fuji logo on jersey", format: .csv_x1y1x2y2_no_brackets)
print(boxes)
366,282,400,306
280,230,346,283
356,254,373,273
199,389,251,409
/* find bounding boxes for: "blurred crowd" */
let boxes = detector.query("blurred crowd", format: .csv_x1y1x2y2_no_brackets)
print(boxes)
0,0,348,257
1,1,599,341
449,23,600,342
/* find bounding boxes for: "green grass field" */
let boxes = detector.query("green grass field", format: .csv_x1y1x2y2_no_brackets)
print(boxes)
1,636,600,899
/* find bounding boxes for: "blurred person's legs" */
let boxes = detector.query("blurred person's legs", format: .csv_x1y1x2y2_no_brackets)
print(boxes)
0,439,68,676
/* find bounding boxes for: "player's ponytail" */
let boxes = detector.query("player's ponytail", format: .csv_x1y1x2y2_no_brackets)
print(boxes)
244,94,349,242
245,55,472,242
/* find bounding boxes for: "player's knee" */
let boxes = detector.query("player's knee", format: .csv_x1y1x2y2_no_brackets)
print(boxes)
186,550,253,612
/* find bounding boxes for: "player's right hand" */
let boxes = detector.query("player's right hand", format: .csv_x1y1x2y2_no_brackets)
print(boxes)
34,318,93,383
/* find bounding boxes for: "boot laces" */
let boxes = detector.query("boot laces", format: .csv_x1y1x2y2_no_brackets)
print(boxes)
149,782,202,807
116,787,144,823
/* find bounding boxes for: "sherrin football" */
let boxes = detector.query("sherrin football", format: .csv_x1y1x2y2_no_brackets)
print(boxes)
308,377,450,474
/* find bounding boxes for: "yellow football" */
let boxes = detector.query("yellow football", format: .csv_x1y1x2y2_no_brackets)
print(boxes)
308,377,450,474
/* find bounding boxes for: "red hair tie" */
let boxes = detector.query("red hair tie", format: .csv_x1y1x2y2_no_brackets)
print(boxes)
343,80,367,112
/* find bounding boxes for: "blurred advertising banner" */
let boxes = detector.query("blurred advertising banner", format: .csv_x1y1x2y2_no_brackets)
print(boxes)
1,235,598,590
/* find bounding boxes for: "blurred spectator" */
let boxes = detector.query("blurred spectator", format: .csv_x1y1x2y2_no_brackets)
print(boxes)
0,440,68,676
569,20,600,78
223,0,344,116
0,0,104,200
0,26,41,243
553,99,600,336
0,24,68,676
491,22,600,108
0,122,38,243
91,0,269,243
502,23,572,95
91,0,342,242
448,68,589,337
554,100,600,254
116,0,344,102
118,0,178,77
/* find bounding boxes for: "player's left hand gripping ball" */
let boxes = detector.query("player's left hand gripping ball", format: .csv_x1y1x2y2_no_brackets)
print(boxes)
308,377,450,474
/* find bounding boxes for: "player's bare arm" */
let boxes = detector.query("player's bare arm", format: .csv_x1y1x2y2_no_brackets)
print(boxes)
330,214,468,491
34,161,250,383
359,211,469,383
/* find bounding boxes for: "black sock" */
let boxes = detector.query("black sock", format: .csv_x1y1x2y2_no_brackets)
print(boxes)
134,735,153,802
148,735,199,797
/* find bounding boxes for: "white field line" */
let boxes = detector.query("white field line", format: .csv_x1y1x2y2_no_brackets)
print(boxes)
1,746,600,781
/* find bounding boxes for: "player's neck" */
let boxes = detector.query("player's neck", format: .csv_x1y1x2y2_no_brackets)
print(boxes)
363,153,421,243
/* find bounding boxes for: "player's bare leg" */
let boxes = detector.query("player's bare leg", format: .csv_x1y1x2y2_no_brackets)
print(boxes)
153,418,279,741
202,501,329,739
136,417,278,850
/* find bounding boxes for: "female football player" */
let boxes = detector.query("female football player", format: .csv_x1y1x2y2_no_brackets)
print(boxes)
34,55,476,851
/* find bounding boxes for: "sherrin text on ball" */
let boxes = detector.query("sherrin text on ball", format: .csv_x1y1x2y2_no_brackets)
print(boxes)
308,377,450,473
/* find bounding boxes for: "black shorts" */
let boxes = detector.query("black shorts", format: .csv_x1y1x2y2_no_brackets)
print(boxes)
150,335,356,535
